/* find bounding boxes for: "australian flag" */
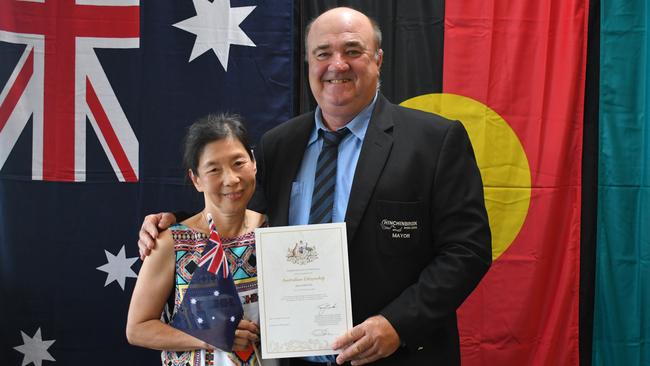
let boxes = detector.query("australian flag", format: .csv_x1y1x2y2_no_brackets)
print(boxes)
0,0,294,365
170,214,244,351
170,255,244,352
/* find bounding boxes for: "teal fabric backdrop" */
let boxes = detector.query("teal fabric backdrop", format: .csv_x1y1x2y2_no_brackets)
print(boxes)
594,0,650,364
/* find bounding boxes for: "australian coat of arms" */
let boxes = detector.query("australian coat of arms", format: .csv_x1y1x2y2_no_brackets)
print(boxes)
286,240,319,265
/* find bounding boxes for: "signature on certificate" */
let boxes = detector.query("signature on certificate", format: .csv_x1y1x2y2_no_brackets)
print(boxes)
317,302,337,315
311,328,333,336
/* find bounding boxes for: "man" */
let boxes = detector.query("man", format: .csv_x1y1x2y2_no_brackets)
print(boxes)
139,7,491,365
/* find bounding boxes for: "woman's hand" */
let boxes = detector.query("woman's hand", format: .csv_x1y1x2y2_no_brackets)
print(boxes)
232,319,260,351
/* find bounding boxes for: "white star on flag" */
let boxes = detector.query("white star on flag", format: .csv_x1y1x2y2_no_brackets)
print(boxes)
173,0,256,71
13,328,55,366
96,245,138,290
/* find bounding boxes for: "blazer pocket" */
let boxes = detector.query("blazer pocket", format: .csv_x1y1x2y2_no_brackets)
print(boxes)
376,200,424,256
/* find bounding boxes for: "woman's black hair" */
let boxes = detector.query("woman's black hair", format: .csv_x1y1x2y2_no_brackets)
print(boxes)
182,113,253,175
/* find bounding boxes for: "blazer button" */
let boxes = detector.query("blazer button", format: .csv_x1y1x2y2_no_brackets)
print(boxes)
417,346,424,351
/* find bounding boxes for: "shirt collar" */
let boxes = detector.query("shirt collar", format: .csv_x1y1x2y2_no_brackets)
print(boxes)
309,91,379,145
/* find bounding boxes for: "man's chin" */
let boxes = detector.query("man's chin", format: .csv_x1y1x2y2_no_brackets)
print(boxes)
320,93,355,108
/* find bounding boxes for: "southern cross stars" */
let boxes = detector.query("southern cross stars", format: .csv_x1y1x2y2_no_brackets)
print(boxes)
96,245,138,290
174,0,256,71
14,328,55,366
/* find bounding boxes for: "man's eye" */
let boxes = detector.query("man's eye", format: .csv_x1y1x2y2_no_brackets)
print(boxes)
347,50,361,56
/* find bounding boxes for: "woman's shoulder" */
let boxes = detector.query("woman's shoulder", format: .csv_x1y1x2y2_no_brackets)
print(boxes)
151,228,175,256
162,214,209,250
168,222,193,234
175,213,209,236
178,212,204,230
246,209,267,229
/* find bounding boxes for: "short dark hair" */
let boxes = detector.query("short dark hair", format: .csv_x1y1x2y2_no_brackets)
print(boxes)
182,113,253,175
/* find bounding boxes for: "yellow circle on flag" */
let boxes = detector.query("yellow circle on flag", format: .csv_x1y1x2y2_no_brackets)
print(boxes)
400,93,531,260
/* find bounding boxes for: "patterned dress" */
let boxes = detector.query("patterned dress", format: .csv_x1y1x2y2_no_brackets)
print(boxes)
162,223,274,366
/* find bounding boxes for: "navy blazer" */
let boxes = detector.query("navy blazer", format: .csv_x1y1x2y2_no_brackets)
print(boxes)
251,94,491,365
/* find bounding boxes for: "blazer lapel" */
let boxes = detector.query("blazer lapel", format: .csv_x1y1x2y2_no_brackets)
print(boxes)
345,95,394,241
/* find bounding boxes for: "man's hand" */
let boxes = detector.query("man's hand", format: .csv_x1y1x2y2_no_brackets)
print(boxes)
233,319,260,351
138,212,176,260
332,315,400,365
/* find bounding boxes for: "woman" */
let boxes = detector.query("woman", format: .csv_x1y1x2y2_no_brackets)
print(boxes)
127,113,275,366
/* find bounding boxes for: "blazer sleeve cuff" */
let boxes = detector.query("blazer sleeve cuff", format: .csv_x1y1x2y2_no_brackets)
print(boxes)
379,307,426,353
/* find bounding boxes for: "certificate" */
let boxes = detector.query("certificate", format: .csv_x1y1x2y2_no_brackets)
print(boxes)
255,223,353,359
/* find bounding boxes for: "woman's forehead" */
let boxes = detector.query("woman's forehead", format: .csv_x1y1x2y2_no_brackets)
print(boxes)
199,138,246,161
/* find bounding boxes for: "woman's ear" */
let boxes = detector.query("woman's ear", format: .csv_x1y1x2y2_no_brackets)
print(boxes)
189,169,203,192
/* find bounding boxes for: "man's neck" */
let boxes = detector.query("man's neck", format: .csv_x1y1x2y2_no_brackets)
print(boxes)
320,112,354,131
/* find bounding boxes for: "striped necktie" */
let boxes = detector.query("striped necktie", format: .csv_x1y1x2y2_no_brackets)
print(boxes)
309,128,350,224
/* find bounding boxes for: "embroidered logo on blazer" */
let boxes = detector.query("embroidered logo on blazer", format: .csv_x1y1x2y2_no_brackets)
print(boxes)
380,219,418,239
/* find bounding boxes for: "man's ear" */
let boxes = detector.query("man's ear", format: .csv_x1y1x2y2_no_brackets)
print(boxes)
189,169,203,193
376,48,384,69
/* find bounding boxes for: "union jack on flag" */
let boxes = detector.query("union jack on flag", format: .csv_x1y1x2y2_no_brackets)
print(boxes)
0,0,139,182
199,213,230,278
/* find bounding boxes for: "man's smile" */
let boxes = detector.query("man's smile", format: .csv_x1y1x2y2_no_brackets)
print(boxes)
326,78,352,84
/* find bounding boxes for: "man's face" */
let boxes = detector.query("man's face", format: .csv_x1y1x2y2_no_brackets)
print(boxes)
306,9,383,125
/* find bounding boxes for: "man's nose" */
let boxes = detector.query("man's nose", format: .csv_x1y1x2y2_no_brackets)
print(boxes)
328,53,350,72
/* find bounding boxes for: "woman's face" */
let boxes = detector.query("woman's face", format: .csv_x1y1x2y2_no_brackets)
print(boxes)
190,137,256,215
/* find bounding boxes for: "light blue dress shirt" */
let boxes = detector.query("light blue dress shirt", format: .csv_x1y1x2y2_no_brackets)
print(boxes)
290,93,377,363
288,92,377,227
